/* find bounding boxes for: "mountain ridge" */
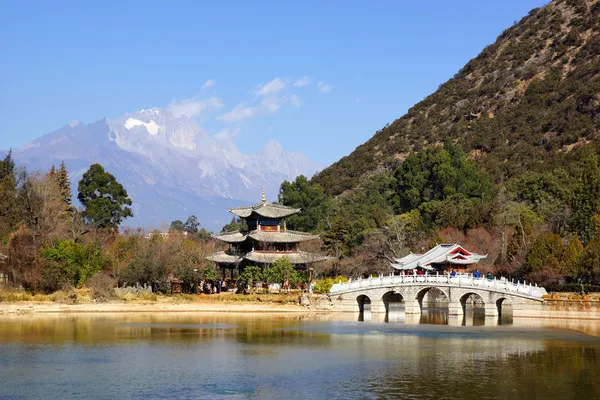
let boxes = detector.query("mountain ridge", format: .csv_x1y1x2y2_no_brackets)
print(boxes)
313,0,600,196
9,108,320,231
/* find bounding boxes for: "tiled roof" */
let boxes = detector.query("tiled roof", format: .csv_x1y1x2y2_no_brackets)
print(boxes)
229,202,301,219
206,251,242,264
213,229,318,244
213,231,246,243
391,244,487,270
244,251,331,265
248,230,318,243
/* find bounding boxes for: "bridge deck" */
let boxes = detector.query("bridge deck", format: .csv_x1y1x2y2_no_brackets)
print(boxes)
330,274,547,301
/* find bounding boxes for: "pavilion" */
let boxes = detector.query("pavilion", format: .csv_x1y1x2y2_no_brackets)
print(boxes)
207,191,330,279
391,243,487,273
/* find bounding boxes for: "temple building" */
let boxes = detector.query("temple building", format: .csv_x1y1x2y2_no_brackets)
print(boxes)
207,192,330,278
391,243,487,273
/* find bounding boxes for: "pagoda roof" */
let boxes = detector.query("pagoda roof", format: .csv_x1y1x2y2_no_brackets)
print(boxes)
248,230,318,243
213,230,318,244
244,251,331,265
206,251,242,264
213,231,247,243
391,243,487,270
229,202,301,219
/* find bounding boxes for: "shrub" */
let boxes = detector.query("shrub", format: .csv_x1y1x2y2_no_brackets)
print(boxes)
544,283,600,293
88,272,116,302
313,276,348,294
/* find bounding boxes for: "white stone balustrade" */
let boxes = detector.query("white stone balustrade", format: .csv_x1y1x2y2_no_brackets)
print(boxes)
330,273,547,300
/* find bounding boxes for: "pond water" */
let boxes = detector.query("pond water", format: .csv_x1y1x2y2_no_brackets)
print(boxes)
0,311,599,399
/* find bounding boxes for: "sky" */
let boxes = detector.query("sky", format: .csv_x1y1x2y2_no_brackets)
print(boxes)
0,0,548,166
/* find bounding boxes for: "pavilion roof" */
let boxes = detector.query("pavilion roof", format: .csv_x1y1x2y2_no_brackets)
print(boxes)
206,251,242,264
248,230,318,243
213,230,318,244
391,244,487,270
213,231,247,243
244,251,331,265
229,202,301,219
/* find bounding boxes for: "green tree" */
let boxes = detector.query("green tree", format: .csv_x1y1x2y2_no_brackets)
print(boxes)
264,257,305,292
56,161,74,211
279,175,331,232
0,150,21,239
77,164,133,230
184,215,200,234
203,265,218,280
220,217,246,233
169,220,185,232
238,266,263,293
392,143,491,229
579,215,600,284
569,152,600,244
40,240,105,291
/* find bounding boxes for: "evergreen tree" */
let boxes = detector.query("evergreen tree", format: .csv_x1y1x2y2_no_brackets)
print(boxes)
169,220,185,232
278,175,331,232
47,164,56,179
220,217,246,233
0,150,21,239
77,164,133,230
57,161,73,210
569,152,600,244
184,215,200,234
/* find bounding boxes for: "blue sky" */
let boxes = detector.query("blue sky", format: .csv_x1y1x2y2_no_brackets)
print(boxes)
0,0,547,166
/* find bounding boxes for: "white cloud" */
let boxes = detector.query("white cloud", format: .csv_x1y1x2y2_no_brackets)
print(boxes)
201,79,216,89
218,104,257,122
217,77,305,122
317,81,333,93
214,127,240,140
255,77,287,96
290,95,302,108
168,96,224,118
293,76,311,87
261,97,283,113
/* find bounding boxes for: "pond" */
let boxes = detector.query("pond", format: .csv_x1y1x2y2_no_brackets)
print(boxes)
0,312,598,399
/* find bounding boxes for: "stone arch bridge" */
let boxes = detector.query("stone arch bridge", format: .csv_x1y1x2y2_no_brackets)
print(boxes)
329,274,547,317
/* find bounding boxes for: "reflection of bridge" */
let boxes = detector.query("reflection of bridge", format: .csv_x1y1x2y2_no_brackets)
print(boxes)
329,274,547,317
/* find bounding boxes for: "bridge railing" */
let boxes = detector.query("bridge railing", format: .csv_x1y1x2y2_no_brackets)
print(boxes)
330,273,547,299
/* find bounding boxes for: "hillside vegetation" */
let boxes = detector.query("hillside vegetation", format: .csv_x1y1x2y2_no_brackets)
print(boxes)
279,0,600,287
315,0,600,195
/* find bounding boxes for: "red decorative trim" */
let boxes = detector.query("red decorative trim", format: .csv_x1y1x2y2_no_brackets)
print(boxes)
450,246,471,256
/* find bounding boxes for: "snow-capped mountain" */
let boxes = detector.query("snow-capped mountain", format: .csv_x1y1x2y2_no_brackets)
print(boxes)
10,108,319,231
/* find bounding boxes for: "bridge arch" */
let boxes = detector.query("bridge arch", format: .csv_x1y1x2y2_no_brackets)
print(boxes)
415,287,449,307
496,297,513,319
356,294,371,312
459,292,486,309
382,291,404,314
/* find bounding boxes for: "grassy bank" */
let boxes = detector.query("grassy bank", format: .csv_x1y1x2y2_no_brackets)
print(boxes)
0,288,304,306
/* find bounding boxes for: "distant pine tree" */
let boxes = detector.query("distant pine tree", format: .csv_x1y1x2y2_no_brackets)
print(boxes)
0,150,20,239
57,161,73,211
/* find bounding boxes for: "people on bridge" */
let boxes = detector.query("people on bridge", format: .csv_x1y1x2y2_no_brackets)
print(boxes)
450,269,457,277
486,272,493,280
474,270,481,278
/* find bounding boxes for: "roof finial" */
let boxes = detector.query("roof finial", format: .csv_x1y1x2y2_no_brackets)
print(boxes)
261,187,266,204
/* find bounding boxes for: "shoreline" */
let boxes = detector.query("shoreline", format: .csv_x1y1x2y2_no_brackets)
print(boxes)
1,300,600,320
0,301,320,315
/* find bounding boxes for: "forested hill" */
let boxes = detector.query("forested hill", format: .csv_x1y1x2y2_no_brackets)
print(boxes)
277,0,600,287
313,0,600,196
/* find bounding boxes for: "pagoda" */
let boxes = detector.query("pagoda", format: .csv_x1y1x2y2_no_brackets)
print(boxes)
207,191,330,278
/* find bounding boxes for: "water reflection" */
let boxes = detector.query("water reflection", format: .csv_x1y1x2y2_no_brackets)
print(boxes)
0,313,599,399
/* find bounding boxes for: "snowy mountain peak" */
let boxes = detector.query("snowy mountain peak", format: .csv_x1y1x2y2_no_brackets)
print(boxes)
123,118,160,136
260,139,283,157
12,106,320,230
